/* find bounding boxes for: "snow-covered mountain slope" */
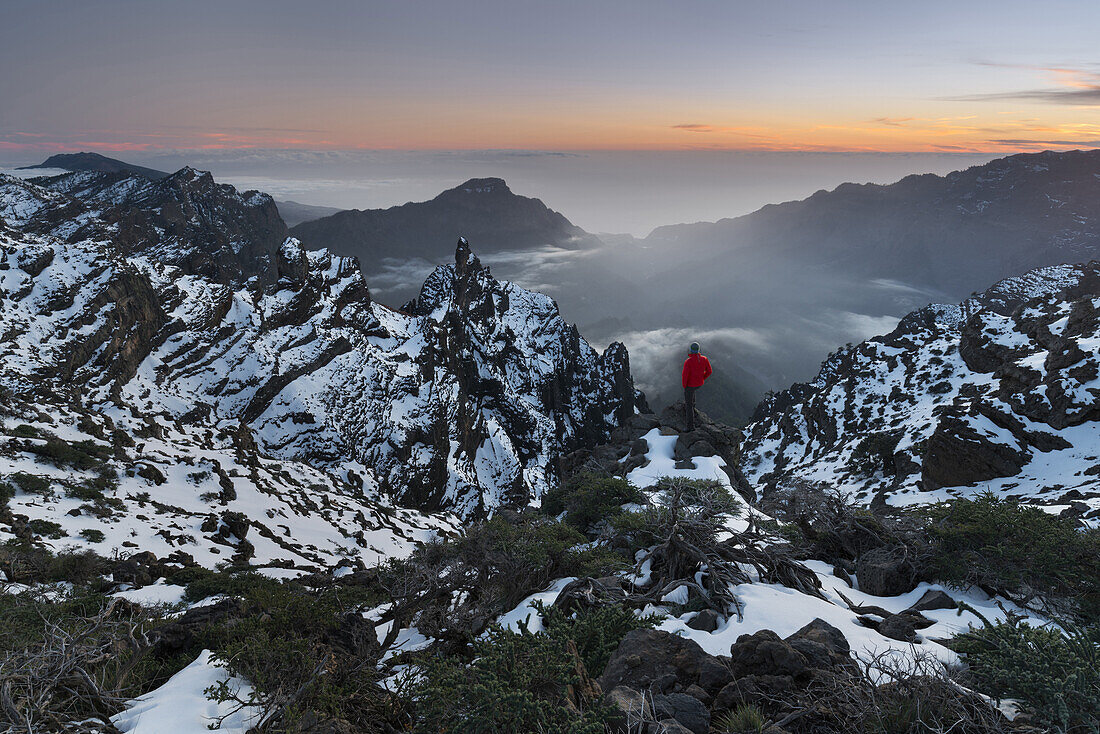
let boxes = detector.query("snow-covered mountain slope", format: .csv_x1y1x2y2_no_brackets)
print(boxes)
742,262,1100,517
4,167,287,285
0,398,449,571
0,169,641,549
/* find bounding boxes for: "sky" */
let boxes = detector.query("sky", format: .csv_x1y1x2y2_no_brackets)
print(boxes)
2,0,1100,155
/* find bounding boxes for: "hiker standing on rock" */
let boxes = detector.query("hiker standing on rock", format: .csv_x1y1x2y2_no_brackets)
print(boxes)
681,342,712,432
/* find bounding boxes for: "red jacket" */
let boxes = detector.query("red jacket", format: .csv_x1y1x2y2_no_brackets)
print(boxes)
682,353,712,388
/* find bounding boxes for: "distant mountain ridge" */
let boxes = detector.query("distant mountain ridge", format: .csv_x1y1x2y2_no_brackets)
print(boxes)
19,151,345,229
646,149,1100,296
290,176,601,263
21,151,170,180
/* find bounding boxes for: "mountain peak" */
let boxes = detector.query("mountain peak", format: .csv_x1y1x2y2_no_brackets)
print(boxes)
442,177,512,197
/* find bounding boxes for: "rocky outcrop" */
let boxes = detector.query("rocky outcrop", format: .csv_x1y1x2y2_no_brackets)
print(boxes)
560,402,753,501
743,261,1100,514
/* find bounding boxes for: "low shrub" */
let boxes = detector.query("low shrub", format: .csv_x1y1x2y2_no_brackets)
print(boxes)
541,474,645,534
952,614,1100,733
25,436,113,470
532,599,662,675
8,471,51,496
28,519,66,539
79,528,106,544
922,493,1100,621
716,704,765,733
412,625,611,733
610,476,740,554
379,515,626,643
849,431,901,476
197,574,405,731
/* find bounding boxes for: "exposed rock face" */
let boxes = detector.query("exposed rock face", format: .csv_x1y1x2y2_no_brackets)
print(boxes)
0,172,642,518
743,261,1100,514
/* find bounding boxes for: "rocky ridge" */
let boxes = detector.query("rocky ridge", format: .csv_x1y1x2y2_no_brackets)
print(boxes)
0,168,641,555
742,261,1100,515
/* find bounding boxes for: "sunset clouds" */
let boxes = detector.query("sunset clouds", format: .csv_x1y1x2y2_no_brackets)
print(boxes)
1,0,1098,155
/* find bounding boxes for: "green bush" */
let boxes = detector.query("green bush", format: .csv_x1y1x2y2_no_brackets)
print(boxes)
610,476,740,554
79,528,106,544
25,437,113,470
923,493,1100,622
28,519,66,539
8,472,51,496
716,704,765,733
532,600,661,675
380,516,626,642
953,615,1100,733
11,424,40,439
0,482,13,507
412,626,611,733
197,574,404,730
541,474,646,533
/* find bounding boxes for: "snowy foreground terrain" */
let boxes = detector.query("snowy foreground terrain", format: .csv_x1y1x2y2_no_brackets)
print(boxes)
109,428,1041,733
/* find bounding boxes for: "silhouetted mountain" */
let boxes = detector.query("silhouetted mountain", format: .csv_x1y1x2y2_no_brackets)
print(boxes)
22,151,170,180
646,149,1100,296
290,177,600,263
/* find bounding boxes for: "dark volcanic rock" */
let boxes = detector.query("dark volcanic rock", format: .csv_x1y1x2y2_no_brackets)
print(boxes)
856,547,919,597
686,609,720,632
652,693,710,734
921,408,1030,491
599,629,731,696
908,589,957,612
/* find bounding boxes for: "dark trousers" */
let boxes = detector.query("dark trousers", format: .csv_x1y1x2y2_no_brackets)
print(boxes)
684,386,699,431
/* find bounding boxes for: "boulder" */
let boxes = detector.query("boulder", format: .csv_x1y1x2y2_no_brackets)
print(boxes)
652,693,710,734
908,589,957,612
728,630,810,679
713,674,795,712
599,629,731,696
686,609,720,632
153,597,246,653
785,619,855,672
878,613,919,643
604,686,653,734
856,547,918,597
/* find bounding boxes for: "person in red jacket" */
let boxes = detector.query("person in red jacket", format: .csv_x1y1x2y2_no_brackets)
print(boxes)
681,342,712,431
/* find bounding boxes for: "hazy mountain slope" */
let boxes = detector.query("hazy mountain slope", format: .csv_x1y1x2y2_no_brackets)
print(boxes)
275,199,344,227
648,149,1100,294
0,170,640,527
742,261,1100,516
290,177,600,262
